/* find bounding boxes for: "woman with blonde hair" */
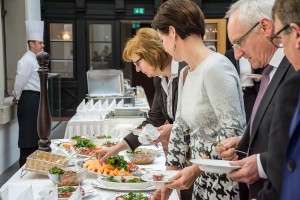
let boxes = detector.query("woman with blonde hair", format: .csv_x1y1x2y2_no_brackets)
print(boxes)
97,27,192,199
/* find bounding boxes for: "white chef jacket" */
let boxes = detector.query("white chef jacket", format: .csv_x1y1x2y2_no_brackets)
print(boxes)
12,50,40,100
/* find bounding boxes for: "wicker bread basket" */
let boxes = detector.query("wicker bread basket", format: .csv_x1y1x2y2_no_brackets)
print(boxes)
24,150,68,175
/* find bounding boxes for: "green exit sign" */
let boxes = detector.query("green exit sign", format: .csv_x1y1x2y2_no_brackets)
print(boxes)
132,23,141,29
133,8,145,15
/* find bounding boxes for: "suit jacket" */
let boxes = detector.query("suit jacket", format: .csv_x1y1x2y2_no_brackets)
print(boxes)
237,57,295,199
124,62,186,150
281,85,300,200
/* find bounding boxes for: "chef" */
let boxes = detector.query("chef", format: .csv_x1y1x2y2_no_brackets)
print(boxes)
12,20,45,167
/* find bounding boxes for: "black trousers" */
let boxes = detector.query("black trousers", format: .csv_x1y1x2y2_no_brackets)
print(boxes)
181,185,194,200
19,147,38,168
17,90,40,168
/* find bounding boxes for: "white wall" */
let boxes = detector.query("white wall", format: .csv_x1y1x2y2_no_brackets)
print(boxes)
0,0,41,175
0,1,4,105
0,120,19,174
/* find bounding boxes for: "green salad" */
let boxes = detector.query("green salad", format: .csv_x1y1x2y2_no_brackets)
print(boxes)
107,155,128,170
118,192,151,200
75,139,96,148
107,176,145,183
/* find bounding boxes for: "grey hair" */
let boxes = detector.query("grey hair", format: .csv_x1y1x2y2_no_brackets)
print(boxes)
225,0,275,30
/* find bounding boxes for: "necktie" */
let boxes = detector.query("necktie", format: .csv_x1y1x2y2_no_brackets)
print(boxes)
250,64,274,135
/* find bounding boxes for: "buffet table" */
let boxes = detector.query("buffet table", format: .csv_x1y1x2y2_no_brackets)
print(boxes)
64,91,150,139
64,117,146,139
0,154,179,200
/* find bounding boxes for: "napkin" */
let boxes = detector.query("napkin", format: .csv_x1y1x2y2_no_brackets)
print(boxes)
1,186,8,200
15,185,34,200
51,145,76,158
51,145,69,157
138,124,160,144
94,100,102,110
102,99,109,109
77,99,86,110
76,99,86,119
85,100,94,110
116,99,124,108
44,185,58,200
108,99,116,111
68,186,82,200
93,100,107,120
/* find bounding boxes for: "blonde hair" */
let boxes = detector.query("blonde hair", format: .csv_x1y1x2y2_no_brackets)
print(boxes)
123,28,172,71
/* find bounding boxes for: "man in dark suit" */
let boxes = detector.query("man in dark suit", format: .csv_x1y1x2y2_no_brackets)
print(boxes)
257,0,300,199
216,0,295,199
225,49,261,122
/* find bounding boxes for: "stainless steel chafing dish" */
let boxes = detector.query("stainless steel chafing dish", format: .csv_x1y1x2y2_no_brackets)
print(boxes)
87,69,124,96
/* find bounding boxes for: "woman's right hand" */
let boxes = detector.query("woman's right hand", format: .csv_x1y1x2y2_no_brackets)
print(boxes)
96,141,127,163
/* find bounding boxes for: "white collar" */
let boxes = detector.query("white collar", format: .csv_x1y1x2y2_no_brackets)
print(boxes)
268,48,285,68
159,59,179,79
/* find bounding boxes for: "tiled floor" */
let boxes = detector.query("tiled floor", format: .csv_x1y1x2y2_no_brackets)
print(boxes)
0,121,68,188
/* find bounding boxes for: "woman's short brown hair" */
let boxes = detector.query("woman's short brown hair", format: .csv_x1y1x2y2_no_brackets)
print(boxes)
122,28,172,71
152,0,205,40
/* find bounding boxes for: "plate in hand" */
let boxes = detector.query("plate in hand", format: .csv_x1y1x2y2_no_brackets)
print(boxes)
190,159,240,174
246,74,262,79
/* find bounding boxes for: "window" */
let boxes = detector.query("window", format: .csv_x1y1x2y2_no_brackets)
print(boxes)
49,23,74,78
89,24,113,70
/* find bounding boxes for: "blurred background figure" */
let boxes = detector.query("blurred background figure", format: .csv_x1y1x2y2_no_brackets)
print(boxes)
100,45,111,60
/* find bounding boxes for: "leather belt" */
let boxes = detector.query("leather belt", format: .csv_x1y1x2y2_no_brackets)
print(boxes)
242,86,255,95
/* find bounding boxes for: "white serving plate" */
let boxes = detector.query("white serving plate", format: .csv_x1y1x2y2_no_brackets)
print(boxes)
92,182,155,192
39,186,93,199
141,170,178,188
97,176,151,189
246,74,262,79
190,159,241,174
51,139,72,147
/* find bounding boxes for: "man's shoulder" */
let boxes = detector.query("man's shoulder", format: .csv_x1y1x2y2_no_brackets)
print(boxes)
282,70,300,88
19,51,37,64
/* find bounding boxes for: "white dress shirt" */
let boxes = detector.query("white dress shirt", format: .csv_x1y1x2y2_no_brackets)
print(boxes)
160,60,179,121
12,50,40,100
257,48,285,179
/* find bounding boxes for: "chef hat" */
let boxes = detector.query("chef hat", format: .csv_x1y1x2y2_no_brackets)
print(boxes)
25,20,44,41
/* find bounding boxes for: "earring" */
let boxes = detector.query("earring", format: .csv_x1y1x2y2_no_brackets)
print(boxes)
173,43,176,51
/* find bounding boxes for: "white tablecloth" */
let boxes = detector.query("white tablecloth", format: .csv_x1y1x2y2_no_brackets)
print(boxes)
64,117,146,139
0,155,180,200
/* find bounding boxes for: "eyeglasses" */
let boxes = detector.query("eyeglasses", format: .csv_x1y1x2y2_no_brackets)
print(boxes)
232,22,260,49
132,57,142,67
269,24,290,48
